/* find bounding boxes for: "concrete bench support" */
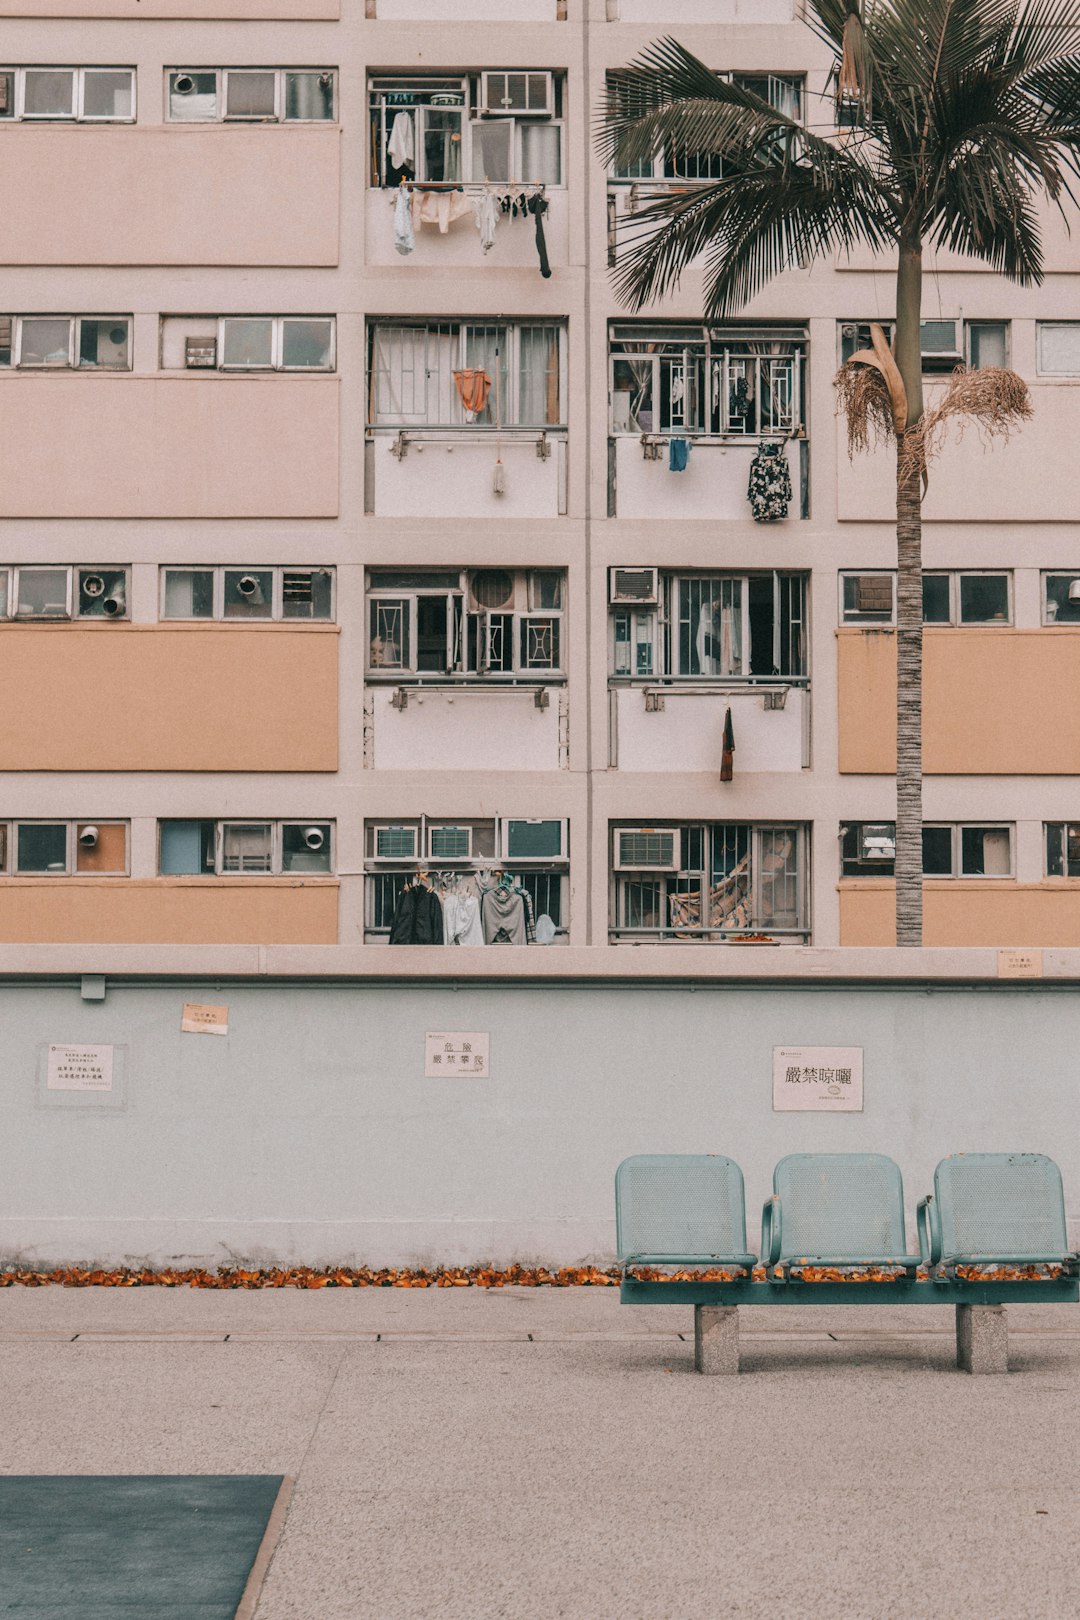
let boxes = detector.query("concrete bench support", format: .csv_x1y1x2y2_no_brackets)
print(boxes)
956,1304,1008,1374
694,1304,739,1375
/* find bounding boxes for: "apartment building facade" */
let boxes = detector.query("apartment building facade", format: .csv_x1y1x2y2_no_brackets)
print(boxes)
2,0,1079,956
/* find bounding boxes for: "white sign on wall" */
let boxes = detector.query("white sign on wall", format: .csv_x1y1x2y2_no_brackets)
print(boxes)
181,1003,230,1036
47,1043,114,1092
424,1032,490,1078
773,1047,863,1112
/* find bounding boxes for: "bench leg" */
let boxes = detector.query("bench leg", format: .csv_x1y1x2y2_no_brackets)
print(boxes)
956,1304,1008,1374
694,1305,739,1375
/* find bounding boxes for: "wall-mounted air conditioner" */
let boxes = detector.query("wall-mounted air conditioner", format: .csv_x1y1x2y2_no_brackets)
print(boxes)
479,71,553,118
429,825,472,860
920,319,962,368
859,824,896,861
186,335,217,369
614,827,680,871
468,568,517,613
609,567,658,606
372,825,418,860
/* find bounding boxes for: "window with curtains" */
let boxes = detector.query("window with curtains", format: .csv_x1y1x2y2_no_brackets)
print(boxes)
367,567,564,681
609,570,807,682
369,73,564,188
609,325,805,438
610,821,809,942
610,72,803,181
367,320,566,430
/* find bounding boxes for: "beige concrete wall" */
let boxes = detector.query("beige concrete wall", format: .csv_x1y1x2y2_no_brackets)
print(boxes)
0,2,339,20
0,879,339,943
0,627,339,771
837,629,1080,774
839,882,1080,947
0,377,339,517
0,128,340,267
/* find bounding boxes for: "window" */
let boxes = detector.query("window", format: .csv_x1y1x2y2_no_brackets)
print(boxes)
1037,323,1080,376
368,321,565,430
167,69,336,123
0,316,130,371
840,822,1012,878
0,566,128,621
610,325,805,437
612,73,802,181
219,317,335,372
160,567,333,621
610,570,806,681
610,822,809,941
158,821,333,875
839,571,1011,626
0,67,135,122
0,821,128,876
1042,573,1080,624
369,73,563,188
1046,824,1080,877
368,568,563,679
839,320,1008,372
363,816,568,941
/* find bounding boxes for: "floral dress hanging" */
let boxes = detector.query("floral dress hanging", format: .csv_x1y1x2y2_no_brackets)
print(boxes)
747,443,792,522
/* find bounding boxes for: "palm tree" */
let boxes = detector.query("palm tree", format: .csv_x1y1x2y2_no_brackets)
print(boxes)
597,0,1080,944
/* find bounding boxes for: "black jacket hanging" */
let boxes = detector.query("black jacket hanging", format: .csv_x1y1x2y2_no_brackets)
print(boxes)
528,194,551,279
389,883,444,945
747,444,792,521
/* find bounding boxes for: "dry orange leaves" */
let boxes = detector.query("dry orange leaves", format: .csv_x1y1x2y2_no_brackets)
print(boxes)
0,1263,622,1290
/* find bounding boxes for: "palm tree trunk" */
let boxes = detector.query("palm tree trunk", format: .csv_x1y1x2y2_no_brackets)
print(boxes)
894,237,924,946
895,433,923,945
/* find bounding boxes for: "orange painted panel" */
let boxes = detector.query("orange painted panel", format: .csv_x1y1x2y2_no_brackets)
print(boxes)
0,1,337,11
0,376,339,518
839,882,1080,947
0,626,338,771
0,126,339,265
838,628,1080,774
0,879,338,944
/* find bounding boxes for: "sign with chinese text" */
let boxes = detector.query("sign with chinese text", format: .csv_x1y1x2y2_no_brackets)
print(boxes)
997,949,1043,979
181,1003,229,1036
424,1032,490,1078
47,1044,114,1092
773,1046,863,1111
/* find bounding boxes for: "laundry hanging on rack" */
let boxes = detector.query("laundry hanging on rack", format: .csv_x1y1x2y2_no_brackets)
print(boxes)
747,442,792,521
453,368,491,416
411,187,474,234
387,110,414,174
474,188,499,254
443,890,485,946
527,192,551,278
668,437,691,472
720,706,735,782
480,881,536,945
393,185,414,256
389,880,444,945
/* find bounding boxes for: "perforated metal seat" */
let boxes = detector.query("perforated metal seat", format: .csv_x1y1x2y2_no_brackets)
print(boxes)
615,1155,757,1271
918,1153,1079,1272
762,1152,918,1273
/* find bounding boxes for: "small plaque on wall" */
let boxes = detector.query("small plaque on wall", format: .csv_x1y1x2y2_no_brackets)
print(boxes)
773,1047,863,1111
47,1043,114,1092
424,1032,490,1078
997,949,1043,979
181,1003,229,1036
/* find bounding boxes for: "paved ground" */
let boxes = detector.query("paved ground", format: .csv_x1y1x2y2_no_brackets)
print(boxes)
2,1286,1078,1619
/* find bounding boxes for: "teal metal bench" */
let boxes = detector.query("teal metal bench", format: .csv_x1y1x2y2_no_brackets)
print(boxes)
616,1151,1078,1374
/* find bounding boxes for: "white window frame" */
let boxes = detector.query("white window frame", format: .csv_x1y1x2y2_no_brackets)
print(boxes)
165,67,337,124
5,315,132,372
3,66,136,123
366,567,564,681
839,569,1012,627
157,819,335,876
838,319,1009,370
368,72,565,189
609,569,808,683
1037,321,1080,377
363,815,569,939
1,819,130,876
611,72,803,183
608,324,805,439
1045,822,1080,877
839,570,896,625
159,566,335,622
216,316,336,373
1041,571,1080,624
609,821,809,941
0,565,130,622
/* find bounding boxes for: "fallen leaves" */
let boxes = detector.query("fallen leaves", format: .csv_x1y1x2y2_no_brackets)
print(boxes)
0,1263,622,1290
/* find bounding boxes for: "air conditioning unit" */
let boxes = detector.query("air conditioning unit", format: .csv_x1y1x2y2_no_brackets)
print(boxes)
859,824,896,862
502,819,565,860
855,574,893,615
186,336,217,369
468,568,517,613
429,825,472,860
920,319,962,367
479,70,553,118
609,567,658,606
614,827,681,871
372,825,418,860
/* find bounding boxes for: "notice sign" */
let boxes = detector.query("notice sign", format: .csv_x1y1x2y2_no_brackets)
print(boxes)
47,1044,114,1093
181,1003,229,1036
773,1046,863,1112
998,949,1043,979
424,1032,489,1078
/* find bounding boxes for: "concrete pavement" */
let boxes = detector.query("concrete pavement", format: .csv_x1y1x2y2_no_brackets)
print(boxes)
1,1286,1077,1619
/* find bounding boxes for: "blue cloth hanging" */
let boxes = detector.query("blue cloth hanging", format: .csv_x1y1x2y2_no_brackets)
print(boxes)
668,437,691,472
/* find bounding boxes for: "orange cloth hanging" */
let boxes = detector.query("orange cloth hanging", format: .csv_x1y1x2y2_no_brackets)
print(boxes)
453,369,491,415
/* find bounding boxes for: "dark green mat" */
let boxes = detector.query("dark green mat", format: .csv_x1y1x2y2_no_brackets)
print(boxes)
0,1475,285,1617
